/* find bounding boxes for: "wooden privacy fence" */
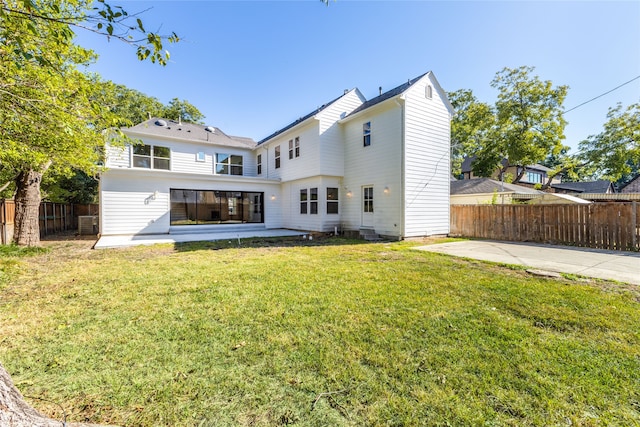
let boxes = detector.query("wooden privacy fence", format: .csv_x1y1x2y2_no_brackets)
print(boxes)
450,202,640,252
0,200,99,244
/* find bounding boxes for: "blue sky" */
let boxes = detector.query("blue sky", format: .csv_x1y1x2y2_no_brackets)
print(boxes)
76,1,640,153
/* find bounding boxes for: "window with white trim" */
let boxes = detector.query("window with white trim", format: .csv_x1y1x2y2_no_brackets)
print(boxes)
215,153,243,176
310,188,318,214
300,189,308,214
289,139,294,159
426,85,433,99
363,122,371,147
294,137,300,158
327,187,339,214
275,145,281,169
257,154,262,175
133,144,170,170
526,171,543,184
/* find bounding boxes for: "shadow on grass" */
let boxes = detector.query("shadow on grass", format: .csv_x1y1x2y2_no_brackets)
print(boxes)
174,235,371,252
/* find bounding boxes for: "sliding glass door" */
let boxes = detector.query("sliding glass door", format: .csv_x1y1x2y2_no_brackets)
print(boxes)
170,189,263,225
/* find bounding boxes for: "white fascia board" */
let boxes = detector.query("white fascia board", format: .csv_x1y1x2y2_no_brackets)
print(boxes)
103,167,282,185
254,117,320,151
338,95,405,124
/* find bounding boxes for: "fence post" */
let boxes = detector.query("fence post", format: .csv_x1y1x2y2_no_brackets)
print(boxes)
633,201,638,251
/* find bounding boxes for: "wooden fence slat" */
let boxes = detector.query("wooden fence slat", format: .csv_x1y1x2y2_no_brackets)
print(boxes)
451,203,639,252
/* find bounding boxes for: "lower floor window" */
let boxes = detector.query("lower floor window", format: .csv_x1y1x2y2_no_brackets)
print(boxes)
326,187,339,214
170,189,263,225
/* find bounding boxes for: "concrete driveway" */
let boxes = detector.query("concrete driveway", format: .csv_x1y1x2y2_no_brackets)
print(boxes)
415,240,640,285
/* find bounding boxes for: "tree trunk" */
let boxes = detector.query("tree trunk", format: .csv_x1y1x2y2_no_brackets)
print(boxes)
13,169,42,246
0,361,113,427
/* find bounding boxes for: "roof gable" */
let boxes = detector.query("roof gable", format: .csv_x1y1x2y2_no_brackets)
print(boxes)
257,89,360,146
342,71,454,121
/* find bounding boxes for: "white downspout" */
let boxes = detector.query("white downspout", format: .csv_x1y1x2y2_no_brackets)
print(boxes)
395,98,406,239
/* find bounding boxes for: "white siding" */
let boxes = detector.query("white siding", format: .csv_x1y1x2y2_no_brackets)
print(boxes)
259,121,320,182
105,144,130,168
110,136,257,177
342,103,404,238
316,90,365,177
403,74,452,237
100,169,282,235
280,176,343,232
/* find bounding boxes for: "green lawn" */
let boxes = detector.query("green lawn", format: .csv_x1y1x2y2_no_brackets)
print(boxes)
1,237,638,426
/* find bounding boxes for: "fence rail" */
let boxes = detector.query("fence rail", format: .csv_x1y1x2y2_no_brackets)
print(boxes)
450,202,639,252
0,200,99,244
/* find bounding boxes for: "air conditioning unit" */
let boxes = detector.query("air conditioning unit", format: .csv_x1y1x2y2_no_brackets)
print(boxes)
78,215,98,235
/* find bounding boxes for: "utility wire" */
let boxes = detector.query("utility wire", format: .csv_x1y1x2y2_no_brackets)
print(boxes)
564,75,640,113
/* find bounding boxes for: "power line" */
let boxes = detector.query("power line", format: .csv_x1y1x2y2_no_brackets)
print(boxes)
564,75,640,113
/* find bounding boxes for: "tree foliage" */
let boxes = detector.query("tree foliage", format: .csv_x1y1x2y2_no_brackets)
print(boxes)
451,66,568,183
0,0,179,245
578,103,640,183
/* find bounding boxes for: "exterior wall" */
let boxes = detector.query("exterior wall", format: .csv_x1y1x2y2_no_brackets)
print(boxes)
341,103,404,238
280,176,343,232
106,136,257,177
317,90,366,177
403,74,452,237
100,169,282,235
257,121,320,182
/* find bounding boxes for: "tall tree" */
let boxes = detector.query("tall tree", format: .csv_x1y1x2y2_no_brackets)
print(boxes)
452,66,568,183
162,98,205,124
0,0,179,246
578,103,640,184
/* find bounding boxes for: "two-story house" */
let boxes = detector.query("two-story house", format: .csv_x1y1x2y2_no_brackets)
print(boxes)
100,71,454,240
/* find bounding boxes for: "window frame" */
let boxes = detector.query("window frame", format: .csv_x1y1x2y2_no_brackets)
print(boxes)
288,139,294,160
215,153,243,176
295,137,300,158
326,187,339,214
363,122,371,147
275,145,281,169
132,144,171,170
310,187,318,215
300,189,308,214
257,153,262,175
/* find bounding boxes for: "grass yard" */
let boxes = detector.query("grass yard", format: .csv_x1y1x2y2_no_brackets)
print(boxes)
0,236,639,426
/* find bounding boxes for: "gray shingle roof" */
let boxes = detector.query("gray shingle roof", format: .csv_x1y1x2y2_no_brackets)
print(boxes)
343,72,429,119
125,118,256,149
451,178,542,195
551,180,614,193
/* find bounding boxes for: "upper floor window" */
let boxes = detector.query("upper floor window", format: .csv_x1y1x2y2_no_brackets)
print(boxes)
288,137,301,159
275,145,281,169
526,171,543,184
426,85,433,99
133,144,170,170
216,153,243,176
257,154,262,175
363,122,371,147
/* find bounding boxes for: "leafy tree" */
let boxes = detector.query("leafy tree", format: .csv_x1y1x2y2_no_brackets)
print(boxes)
162,98,205,124
452,66,568,183
578,103,640,184
0,0,179,246
449,89,494,177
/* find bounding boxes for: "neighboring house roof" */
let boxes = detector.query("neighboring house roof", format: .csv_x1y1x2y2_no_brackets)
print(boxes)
257,90,356,146
450,178,541,195
125,118,256,149
551,180,615,194
461,156,553,174
618,174,640,192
